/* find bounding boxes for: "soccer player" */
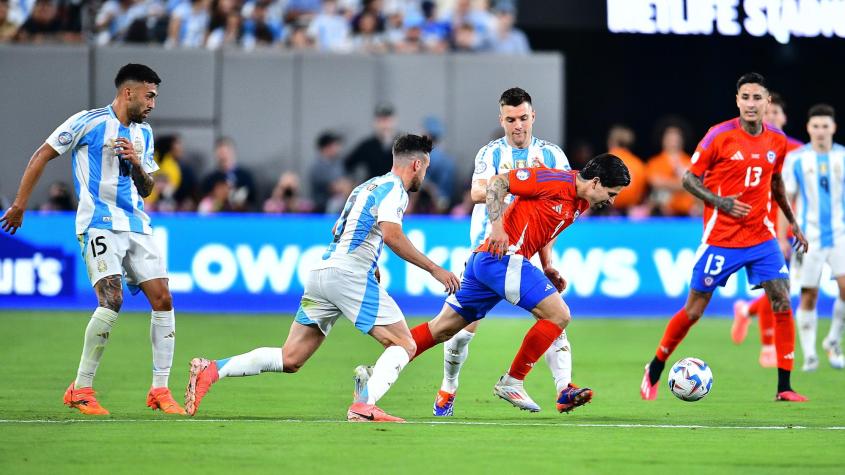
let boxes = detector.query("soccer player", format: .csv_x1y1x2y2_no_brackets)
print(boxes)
639,73,810,402
183,134,460,422
398,154,630,412
432,87,589,417
731,92,804,368
0,64,185,415
781,104,845,371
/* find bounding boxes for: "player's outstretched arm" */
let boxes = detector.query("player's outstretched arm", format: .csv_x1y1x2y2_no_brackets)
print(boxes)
681,170,751,218
771,172,808,254
485,174,510,258
0,144,60,234
381,221,460,294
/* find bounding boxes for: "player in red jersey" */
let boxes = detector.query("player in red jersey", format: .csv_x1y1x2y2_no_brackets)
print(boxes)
731,92,804,368
400,154,630,412
640,73,810,402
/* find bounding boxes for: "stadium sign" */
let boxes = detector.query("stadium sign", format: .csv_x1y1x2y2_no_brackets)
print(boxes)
607,0,845,44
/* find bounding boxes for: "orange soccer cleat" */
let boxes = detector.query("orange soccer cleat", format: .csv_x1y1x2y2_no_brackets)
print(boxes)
185,358,219,416
63,382,110,415
556,383,593,413
731,300,751,345
347,402,405,422
147,387,187,415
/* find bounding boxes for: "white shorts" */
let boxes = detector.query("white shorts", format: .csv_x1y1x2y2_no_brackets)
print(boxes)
294,266,404,336
791,243,845,289
77,228,168,292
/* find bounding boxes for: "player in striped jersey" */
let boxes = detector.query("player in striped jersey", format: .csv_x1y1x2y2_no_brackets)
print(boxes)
433,87,590,416
640,73,810,402
184,135,460,422
0,64,185,415
732,92,804,368
781,104,845,371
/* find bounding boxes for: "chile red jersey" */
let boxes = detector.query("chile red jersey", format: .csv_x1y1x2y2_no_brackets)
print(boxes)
476,168,589,259
689,118,788,248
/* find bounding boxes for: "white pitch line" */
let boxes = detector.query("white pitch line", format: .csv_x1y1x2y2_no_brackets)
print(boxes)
0,419,842,430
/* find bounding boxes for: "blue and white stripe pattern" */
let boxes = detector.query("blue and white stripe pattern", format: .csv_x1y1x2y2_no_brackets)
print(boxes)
46,105,158,235
469,136,570,248
783,143,845,249
316,172,409,273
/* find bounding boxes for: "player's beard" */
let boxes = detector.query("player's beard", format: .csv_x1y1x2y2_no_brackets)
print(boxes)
408,175,422,192
128,102,146,123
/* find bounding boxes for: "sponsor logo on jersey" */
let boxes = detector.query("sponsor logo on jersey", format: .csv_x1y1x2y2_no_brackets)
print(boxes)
751,153,760,159
767,150,776,163
516,169,530,181
552,204,562,214
57,131,73,145
730,151,745,161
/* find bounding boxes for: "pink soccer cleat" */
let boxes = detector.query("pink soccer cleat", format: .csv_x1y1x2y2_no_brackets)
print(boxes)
640,364,658,400
775,390,808,402
731,300,751,344
347,402,405,422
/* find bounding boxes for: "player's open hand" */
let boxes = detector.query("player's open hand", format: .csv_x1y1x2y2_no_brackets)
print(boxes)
431,267,460,294
791,223,809,255
114,137,141,167
488,226,510,259
544,267,567,292
716,193,752,218
0,204,24,235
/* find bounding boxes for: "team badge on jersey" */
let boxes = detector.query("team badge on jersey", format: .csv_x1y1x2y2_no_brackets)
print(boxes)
766,151,776,163
58,131,73,145
516,169,530,181
97,259,107,273
133,139,144,154
515,159,527,168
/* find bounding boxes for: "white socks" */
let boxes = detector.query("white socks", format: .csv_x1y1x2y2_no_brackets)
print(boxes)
544,330,573,392
796,308,818,359
441,329,474,393
217,347,284,379
151,309,176,388
365,346,409,405
75,307,119,388
827,298,845,344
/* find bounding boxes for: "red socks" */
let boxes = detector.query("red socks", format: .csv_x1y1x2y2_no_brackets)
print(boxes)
757,297,775,346
655,308,696,362
508,320,563,380
410,322,436,360
773,309,795,371
748,297,763,316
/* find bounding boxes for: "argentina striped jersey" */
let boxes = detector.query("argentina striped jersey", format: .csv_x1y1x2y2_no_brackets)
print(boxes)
783,143,845,249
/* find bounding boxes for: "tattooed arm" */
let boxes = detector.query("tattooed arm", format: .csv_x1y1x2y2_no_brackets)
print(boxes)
772,172,809,254
485,174,510,258
682,170,751,218
131,165,155,198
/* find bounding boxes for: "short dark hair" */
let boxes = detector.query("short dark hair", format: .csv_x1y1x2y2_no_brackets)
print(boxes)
769,92,786,110
579,153,631,188
393,134,432,159
736,72,767,92
114,63,161,88
316,131,342,149
499,87,532,108
808,103,835,120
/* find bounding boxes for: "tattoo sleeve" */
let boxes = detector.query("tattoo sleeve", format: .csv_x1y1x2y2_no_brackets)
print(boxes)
485,175,510,222
131,165,154,198
771,173,797,225
682,170,734,213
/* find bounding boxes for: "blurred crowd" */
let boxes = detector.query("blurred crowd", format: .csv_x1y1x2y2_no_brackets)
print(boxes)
25,103,708,220
0,0,531,54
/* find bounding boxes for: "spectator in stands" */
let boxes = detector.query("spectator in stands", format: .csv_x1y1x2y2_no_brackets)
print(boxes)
95,0,146,45
345,102,398,180
166,0,210,48
451,21,478,52
422,116,456,209
607,124,647,215
419,0,449,51
325,175,353,215
242,0,283,48
264,171,315,213
14,0,63,43
393,23,423,53
146,173,178,212
350,9,386,53
154,134,199,210
206,0,243,49
308,0,351,52
446,0,494,50
285,19,314,49
198,175,233,214
202,137,257,211
351,0,384,33
490,0,528,54
285,0,320,23
0,0,17,42
39,181,74,211
308,131,346,213
646,124,696,217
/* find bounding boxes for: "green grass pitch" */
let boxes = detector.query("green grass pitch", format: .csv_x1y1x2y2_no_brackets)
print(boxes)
1,311,843,474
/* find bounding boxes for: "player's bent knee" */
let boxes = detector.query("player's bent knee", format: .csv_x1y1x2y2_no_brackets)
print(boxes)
151,292,173,311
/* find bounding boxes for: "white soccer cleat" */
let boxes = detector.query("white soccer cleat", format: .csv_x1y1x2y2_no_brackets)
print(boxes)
802,355,819,372
493,375,541,412
822,338,845,369
353,365,373,402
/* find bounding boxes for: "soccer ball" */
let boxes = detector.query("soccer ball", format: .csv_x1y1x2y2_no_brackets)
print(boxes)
667,357,713,402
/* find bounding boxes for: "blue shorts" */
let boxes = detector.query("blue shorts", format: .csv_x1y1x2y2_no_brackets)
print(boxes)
445,252,557,322
690,239,789,292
